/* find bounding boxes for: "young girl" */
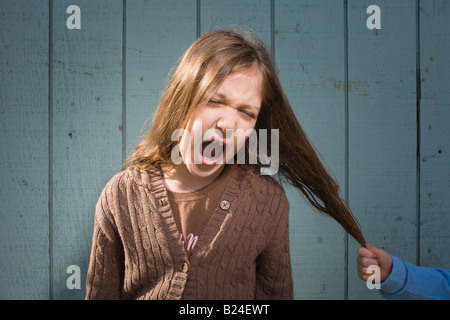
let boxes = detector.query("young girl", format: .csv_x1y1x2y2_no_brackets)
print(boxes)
86,29,365,300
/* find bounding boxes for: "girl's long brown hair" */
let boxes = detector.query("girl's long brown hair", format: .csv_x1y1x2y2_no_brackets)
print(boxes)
124,29,365,246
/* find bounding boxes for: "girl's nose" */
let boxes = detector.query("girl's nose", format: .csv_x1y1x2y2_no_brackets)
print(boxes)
216,107,237,132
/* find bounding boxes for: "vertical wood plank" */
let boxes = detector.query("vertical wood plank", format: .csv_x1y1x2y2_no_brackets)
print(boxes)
52,0,123,299
0,0,50,299
125,0,197,157
419,0,450,269
275,0,347,299
347,0,417,299
200,0,271,48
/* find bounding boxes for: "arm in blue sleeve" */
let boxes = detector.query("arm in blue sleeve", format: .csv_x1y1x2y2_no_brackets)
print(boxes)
380,255,450,300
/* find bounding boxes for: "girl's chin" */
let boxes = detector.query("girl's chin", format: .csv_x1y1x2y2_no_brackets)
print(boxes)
185,161,225,178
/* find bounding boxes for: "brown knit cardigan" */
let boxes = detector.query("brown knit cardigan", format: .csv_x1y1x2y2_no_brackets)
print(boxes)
85,165,293,300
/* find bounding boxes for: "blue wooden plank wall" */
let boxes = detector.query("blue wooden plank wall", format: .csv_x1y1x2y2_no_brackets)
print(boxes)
1,0,449,300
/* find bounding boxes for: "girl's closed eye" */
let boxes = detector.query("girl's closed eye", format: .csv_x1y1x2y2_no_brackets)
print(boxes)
208,99,256,119
208,98,223,106
239,108,257,120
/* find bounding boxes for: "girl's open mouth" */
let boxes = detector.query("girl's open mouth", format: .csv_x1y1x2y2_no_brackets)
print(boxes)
199,139,225,166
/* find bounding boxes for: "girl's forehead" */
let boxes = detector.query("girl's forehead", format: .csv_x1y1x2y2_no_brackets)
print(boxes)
214,66,263,99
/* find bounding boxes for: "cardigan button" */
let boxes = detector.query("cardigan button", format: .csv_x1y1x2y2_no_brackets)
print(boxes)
181,262,189,273
219,200,230,210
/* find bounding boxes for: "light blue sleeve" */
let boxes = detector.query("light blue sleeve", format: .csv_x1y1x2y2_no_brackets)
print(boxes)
380,255,450,300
